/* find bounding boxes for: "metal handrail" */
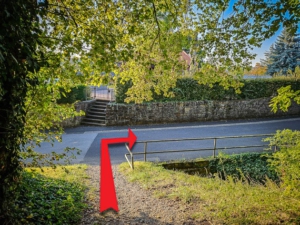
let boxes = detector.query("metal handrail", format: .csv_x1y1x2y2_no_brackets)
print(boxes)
125,134,275,169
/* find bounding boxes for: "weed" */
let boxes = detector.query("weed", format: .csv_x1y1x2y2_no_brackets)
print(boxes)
119,161,300,224
10,165,88,225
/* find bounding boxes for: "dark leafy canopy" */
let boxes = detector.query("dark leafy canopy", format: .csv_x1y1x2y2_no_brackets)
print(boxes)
0,0,45,222
265,28,300,76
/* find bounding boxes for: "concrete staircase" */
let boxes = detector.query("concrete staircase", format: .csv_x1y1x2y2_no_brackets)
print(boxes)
81,99,110,126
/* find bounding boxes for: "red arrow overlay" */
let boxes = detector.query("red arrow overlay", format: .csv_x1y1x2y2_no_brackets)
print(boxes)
100,129,137,212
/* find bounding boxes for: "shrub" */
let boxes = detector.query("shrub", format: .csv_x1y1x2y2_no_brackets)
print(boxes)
57,85,90,104
114,78,133,103
264,129,300,196
209,152,279,184
11,169,86,224
115,77,300,103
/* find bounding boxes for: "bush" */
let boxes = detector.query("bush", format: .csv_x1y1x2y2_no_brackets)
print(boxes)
115,77,300,103
57,85,90,104
11,169,86,224
209,152,279,184
264,129,300,196
239,79,300,99
115,78,133,103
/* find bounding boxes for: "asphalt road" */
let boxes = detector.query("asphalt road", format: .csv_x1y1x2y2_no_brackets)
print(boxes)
33,116,300,165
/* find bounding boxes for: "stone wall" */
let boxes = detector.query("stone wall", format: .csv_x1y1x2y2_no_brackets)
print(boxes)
105,98,300,126
60,100,96,127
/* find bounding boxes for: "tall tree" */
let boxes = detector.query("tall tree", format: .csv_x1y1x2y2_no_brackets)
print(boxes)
0,0,45,221
0,0,300,222
266,28,300,76
260,44,275,67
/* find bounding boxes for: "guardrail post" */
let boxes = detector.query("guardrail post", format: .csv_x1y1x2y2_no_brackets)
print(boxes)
131,154,134,169
144,142,147,161
213,138,216,158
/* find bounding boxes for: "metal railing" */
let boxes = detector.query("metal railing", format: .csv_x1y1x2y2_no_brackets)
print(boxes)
89,86,115,101
125,134,275,169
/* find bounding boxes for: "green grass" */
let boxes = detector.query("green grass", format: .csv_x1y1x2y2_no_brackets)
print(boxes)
119,162,300,224
11,165,89,225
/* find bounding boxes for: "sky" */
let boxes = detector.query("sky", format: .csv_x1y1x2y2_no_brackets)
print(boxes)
250,29,282,66
222,0,284,67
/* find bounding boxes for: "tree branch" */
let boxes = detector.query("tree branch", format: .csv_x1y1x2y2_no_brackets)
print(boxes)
150,0,161,51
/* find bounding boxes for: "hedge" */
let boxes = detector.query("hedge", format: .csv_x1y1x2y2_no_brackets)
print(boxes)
115,78,300,103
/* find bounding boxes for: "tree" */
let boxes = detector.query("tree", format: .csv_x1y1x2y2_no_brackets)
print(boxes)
0,0,45,221
260,44,275,68
248,63,267,76
265,28,300,76
1,0,300,222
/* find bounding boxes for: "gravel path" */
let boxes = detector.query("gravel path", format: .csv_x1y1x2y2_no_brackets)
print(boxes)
81,165,209,225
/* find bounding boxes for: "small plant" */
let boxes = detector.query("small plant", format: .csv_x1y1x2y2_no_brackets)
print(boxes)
209,152,279,184
9,165,88,225
119,161,300,224
264,129,300,196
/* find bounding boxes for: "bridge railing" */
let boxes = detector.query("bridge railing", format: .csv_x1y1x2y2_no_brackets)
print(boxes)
125,134,276,169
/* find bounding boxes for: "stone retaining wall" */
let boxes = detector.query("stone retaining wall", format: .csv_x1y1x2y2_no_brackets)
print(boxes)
105,98,300,126
60,100,96,127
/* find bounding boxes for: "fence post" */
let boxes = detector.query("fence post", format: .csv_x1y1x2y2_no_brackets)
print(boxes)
213,138,216,158
144,142,147,161
93,86,96,99
131,154,134,169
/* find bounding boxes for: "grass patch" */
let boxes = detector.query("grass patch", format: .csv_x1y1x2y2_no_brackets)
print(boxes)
11,165,88,225
119,162,300,224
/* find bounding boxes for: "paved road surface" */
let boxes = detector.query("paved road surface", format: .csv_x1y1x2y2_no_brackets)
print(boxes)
33,117,300,165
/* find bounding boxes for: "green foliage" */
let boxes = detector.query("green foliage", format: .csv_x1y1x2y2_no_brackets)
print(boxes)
114,78,133,104
270,85,300,112
265,28,300,76
119,161,300,224
264,129,300,196
1,0,299,222
269,67,300,112
57,85,91,104
10,166,87,225
0,0,45,221
115,77,300,103
209,153,279,184
240,78,300,99
21,70,85,169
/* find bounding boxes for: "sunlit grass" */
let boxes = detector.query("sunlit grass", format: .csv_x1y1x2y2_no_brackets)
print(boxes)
119,162,300,224
25,164,89,183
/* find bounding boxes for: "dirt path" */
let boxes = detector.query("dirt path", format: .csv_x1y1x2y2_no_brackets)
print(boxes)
80,165,208,225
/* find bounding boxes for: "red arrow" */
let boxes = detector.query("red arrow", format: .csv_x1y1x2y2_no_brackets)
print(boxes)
100,129,137,212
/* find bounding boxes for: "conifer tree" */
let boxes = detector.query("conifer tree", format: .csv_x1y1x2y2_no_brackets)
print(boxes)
266,29,300,76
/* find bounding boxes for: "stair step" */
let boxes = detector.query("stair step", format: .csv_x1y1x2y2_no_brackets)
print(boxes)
81,99,110,126
90,106,106,110
88,110,106,115
85,115,106,119
93,103,107,108
81,121,106,126
89,108,106,112
83,117,105,121
87,112,106,117
96,100,110,104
